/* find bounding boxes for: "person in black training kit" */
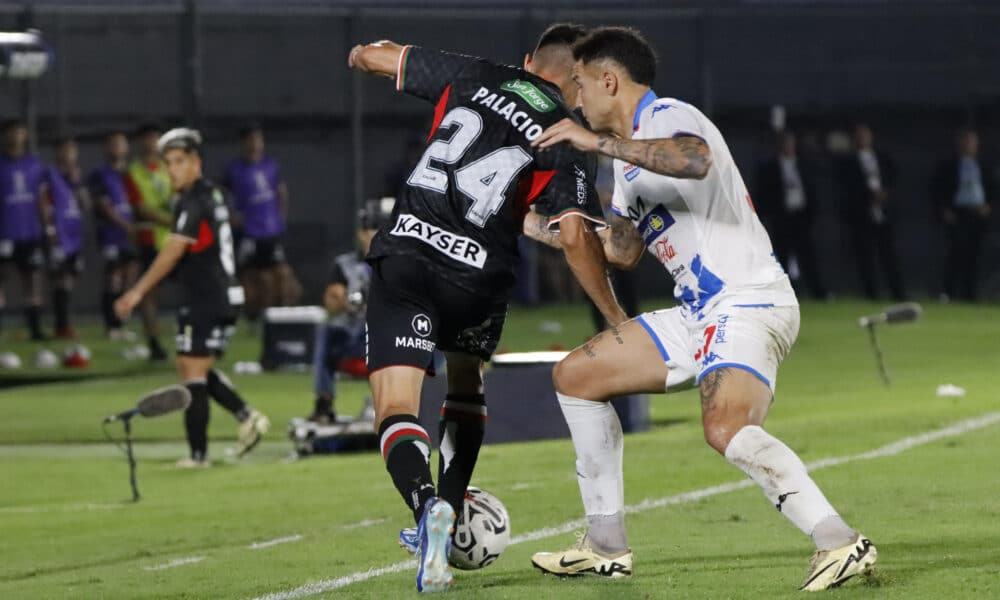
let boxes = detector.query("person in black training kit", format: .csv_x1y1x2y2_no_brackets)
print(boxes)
836,124,905,300
115,128,270,468
932,128,993,302
348,23,626,592
755,130,829,300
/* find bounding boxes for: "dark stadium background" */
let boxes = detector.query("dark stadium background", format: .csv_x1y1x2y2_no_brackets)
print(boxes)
1,0,998,309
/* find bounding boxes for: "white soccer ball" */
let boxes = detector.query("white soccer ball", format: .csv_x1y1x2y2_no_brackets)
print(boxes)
0,351,22,369
448,487,511,570
34,349,60,369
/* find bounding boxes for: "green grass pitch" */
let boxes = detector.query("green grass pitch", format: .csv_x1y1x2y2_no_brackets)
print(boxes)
1,299,999,599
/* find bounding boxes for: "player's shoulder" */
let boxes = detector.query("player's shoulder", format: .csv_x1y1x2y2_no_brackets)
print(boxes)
639,97,703,125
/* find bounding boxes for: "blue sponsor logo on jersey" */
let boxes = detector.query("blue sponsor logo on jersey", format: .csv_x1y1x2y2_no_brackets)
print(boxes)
623,163,640,182
677,254,725,313
651,104,672,117
638,204,675,244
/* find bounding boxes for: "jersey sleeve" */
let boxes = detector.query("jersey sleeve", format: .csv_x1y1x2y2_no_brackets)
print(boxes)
532,144,606,232
645,101,706,142
173,198,204,242
609,179,628,218
396,45,477,102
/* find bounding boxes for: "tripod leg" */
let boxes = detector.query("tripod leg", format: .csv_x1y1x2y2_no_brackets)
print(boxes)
866,323,891,386
124,419,140,502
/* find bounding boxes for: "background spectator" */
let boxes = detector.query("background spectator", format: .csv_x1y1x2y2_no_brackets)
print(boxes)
89,131,137,339
44,137,88,339
755,131,829,300
125,123,173,360
836,124,906,301
0,119,47,340
932,129,993,302
223,124,301,326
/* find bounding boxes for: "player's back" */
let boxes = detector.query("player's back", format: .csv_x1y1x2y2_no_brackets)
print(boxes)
173,178,240,312
369,46,600,298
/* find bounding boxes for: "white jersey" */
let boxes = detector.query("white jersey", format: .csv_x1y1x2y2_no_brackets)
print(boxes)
611,94,797,319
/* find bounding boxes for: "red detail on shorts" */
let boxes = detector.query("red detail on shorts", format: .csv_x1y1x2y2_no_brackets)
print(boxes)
427,84,453,142
189,220,214,253
695,324,717,361
337,357,368,379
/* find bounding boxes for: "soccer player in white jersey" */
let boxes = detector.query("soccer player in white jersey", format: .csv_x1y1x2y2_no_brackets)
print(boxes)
523,27,876,591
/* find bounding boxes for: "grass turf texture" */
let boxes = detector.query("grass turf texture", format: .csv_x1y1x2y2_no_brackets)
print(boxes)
1,299,999,599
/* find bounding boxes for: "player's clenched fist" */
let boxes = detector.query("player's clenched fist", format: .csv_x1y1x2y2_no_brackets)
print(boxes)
531,118,602,153
347,40,404,79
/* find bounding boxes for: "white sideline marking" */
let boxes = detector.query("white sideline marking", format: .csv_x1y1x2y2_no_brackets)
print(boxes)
0,502,124,514
143,556,206,571
247,411,1000,600
249,535,303,550
342,518,388,530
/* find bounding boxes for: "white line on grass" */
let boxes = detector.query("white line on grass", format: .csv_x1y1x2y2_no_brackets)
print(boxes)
143,556,206,571
342,518,388,530
249,535,304,550
247,411,1000,600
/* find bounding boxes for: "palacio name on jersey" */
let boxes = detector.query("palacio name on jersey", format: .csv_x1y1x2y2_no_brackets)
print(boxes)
470,86,546,141
389,213,487,269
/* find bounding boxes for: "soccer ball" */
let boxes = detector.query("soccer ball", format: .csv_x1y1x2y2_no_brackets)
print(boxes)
0,351,22,369
34,349,60,369
448,487,511,570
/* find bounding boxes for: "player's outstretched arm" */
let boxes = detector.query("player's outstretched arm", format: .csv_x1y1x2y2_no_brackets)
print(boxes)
114,235,188,320
533,118,712,179
600,214,645,271
347,40,405,79
560,215,628,327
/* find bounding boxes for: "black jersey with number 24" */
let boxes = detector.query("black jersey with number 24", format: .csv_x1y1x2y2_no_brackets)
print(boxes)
172,178,242,314
367,46,605,298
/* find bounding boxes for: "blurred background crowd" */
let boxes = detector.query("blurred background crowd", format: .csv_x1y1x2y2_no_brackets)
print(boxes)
1,0,998,354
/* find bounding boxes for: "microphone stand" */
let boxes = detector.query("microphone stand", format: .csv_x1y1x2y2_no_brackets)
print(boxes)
122,416,140,502
864,322,891,387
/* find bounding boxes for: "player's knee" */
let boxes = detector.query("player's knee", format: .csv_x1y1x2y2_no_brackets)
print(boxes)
702,420,737,455
553,355,595,399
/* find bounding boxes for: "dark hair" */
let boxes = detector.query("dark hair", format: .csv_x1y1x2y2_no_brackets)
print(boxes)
104,129,128,141
134,122,161,137
239,122,263,139
55,135,77,147
572,27,657,86
535,23,588,54
1,118,27,132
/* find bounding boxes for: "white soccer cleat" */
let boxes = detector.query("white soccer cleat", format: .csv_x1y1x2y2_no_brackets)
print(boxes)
175,456,211,469
531,532,632,578
236,409,270,457
800,534,877,591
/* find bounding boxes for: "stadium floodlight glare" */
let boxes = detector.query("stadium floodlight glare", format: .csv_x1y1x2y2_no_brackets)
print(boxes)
102,386,192,502
857,302,922,386
0,30,52,79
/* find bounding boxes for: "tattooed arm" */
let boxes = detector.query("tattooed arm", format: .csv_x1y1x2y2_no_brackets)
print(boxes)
532,118,712,179
600,214,645,270
521,210,563,249
596,133,711,180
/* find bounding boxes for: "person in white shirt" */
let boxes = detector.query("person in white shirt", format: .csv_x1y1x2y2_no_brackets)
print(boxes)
523,27,875,591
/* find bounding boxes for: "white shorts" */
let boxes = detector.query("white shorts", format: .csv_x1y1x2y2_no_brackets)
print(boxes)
636,303,800,393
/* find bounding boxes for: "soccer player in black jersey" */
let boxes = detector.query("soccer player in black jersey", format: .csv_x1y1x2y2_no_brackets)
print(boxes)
348,24,626,592
115,128,270,468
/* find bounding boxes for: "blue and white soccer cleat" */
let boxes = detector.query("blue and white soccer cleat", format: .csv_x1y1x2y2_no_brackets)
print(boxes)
398,527,418,555
415,497,456,593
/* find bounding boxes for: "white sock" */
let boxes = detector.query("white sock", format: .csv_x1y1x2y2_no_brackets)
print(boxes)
725,425,856,548
557,392,628,554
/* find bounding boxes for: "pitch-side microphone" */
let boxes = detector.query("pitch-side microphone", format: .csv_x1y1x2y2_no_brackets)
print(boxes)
858,302,922,328
102,385,192,424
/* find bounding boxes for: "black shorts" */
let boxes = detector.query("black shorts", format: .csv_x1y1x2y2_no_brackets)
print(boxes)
238,236,286,269
49,250,84,275
365,255,507,374
0,240,45,273
176,307,236,357
139,245,158,270
102,245,138,269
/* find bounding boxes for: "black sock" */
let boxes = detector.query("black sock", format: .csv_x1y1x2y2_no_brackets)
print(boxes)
184,380,210,461
313,396,334,417
101,291,122,330
53,288,70,331
437,394,487,516
379,414,436,524
25,305,43,339
148,336,167,359
206,369,249,421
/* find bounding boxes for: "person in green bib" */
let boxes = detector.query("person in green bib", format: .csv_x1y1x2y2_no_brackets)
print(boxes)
124,123,173,361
